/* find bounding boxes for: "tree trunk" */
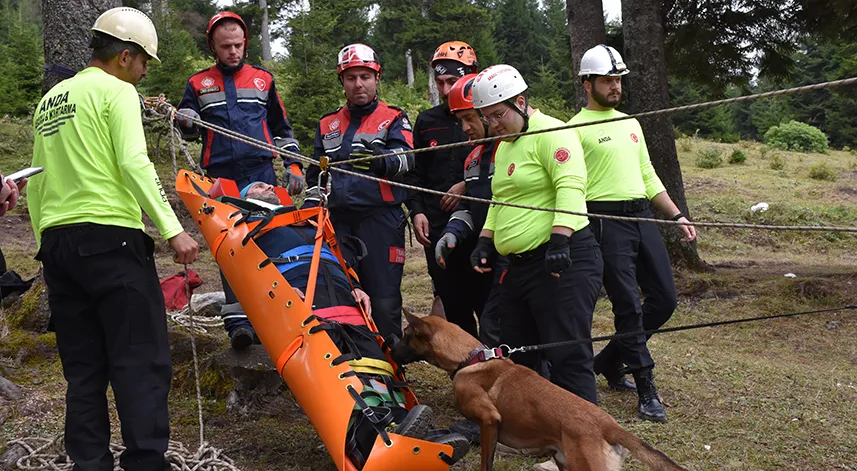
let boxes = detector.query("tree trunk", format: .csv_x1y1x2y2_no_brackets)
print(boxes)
42,0,120,94
406,49,414,88
622,0,710,271
428,66,439,106
260,0,272,62
566,0,607,111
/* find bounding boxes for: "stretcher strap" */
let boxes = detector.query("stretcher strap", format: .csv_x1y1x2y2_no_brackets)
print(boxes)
302,208,329,308
346,385,393,446
275,336,304,375
348,358,395,377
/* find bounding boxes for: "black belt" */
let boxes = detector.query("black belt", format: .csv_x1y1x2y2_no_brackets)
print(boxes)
587,198,649,213
507,228,593,265
41,222,97,233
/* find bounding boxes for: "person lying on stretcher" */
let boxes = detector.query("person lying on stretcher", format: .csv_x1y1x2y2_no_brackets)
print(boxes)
225,181,470,468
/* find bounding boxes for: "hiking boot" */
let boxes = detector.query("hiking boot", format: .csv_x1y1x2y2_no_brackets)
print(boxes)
448,419,480,445
593,348,636,392
393,405,434,439
229,326,255,351
427,431,470,463
633,369,667,423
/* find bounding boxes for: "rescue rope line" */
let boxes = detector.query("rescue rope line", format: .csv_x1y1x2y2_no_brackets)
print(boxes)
328,166,857,233
168,307,224,335
502,304,857,355
7,436,240,471
332,75,857,166
142,80,857,234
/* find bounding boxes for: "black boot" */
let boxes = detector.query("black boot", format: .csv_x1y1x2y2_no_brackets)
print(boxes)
633,368,666,423
593,349,636,392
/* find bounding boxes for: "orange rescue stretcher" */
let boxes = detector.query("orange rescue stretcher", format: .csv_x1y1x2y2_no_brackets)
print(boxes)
175,170,454,471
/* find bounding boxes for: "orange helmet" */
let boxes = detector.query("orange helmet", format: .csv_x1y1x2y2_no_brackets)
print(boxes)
337,43,382,75
431,41,478,73
447,73,478,112
206,11,248,53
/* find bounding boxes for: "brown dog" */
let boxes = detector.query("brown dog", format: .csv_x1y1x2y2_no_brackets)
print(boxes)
390,311,688,471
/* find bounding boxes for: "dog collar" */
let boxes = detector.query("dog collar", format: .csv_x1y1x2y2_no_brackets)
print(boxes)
451,345,506,379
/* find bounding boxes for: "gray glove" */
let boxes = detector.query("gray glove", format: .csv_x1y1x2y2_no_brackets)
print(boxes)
282,171,306,196
175,108,199,129
434,233,458,269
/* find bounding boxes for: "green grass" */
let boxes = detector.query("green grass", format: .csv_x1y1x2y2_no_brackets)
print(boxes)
3,126,857,470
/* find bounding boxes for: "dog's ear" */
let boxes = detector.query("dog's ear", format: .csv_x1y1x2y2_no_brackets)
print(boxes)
402,308,421,326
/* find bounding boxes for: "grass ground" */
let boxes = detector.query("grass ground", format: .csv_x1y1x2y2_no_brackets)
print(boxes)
1,122,856,470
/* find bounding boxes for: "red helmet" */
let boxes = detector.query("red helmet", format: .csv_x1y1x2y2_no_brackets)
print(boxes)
337,43,382,75
206,11,248,53
447,73,478,112
431,41,478,73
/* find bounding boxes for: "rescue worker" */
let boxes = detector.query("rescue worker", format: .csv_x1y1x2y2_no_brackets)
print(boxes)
569,44,697,423
433,73,502,346
176,11,303,348
304,44,415,339
28,8,199,470
469,64,604,405
406,41,485,338
176,11,303,193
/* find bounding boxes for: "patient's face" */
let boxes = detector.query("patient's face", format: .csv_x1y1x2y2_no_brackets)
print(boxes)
246,183,280,204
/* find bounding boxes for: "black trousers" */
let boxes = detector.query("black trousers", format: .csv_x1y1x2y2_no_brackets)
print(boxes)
478,256,508,347
331,207,406,339
423,233,493,340
38,224,172,471
590,209,678,373
498,228,603,404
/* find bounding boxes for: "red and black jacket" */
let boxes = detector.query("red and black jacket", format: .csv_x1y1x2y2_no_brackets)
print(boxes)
404,103,473,236
305,99,414,213
178,63,300,173
443,141,498,242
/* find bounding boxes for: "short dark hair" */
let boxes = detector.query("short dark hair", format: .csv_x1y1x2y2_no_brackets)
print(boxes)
89,32,144,63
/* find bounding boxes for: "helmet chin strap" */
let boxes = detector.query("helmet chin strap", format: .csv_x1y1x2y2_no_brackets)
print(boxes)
506,96,530,136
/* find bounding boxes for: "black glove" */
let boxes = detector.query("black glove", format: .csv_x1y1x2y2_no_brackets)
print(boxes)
545,233,571,275
351,139,387,176
469,236,497,271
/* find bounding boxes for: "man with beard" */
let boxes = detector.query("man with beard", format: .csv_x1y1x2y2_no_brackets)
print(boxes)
177,11,304,349
569,45,697,423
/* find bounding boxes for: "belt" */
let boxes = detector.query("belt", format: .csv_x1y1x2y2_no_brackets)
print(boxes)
41,222,96,233
587,198,649,213
508,244,547,264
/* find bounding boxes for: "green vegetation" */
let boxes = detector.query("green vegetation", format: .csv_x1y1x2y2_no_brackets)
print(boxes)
696,147,723,169
765,120,830,154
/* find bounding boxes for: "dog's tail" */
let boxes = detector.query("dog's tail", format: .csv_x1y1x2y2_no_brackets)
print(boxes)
605,427,688,471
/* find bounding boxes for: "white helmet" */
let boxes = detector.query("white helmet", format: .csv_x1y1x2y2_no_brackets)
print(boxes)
578,45,629,77
471,64,528,109
91,7,160,62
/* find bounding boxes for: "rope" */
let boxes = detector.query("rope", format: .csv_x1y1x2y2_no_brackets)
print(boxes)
168,307,224,335
331,76,857,166
327,166,857,233
502,304,857,355
138,73,857,234
8,436,240,470
183,265,206,449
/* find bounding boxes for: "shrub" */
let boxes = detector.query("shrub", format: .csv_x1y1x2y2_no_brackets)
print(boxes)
678,138,693,152
808,162,837,181
843,146,852,152
729,150,747,164
770,153,785,170
696,147,723,169
759,145,770,157
764,120,829,154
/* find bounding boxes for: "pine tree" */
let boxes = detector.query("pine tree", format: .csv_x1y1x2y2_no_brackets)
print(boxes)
493,0,547,80
0,0,42,115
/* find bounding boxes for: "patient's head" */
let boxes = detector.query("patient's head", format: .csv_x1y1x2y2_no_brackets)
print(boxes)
241,181,280,205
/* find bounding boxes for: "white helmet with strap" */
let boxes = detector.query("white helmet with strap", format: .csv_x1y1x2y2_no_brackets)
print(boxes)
578,44,629,77
91,7,160,62
471,64,528,109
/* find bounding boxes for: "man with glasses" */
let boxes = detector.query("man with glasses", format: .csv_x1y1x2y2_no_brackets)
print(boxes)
469,65,603,406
